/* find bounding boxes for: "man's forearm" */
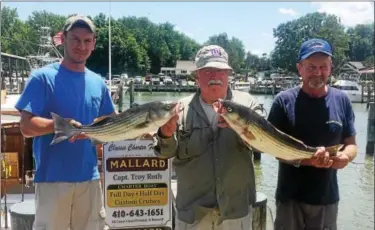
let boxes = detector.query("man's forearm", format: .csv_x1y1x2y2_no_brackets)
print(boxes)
153,128,178,158
21,116,54,138
341,144,357,162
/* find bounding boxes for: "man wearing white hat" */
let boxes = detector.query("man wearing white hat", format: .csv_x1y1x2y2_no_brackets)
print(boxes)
154,45,263,230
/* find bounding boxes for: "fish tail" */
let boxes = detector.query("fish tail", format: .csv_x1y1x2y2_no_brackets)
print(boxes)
326,144,344,156
50,112,80,145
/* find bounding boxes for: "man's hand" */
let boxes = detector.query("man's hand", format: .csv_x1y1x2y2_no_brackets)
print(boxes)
160,105,181,137
217,116,229,128
160,115,179,137
213,100,229,129
330,152,350,169
310,147,333,168
139,132,156,140
67,119,89,142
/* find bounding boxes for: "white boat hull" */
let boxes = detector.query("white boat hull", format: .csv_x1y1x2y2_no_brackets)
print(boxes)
344,91,363,103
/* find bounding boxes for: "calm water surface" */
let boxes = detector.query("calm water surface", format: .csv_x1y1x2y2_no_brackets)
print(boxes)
119,91,374,230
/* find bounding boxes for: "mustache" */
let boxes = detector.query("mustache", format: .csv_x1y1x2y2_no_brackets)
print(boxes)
208,79,223,86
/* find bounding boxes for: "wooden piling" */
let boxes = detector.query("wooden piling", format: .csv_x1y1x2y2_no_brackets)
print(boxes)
117,83,124,113
366,102,374,156
253,151,261,161
361,82,364,103
129,80,135,108
252,192,268,230
9,199,35,230
367,84,371,103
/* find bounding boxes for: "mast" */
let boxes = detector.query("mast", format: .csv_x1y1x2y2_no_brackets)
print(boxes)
108,1,112,90
26,26,63,70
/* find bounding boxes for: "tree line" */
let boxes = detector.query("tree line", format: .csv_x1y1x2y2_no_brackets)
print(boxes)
1,6,374,77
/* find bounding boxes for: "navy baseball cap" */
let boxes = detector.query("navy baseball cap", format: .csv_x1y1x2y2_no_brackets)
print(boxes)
298,38,332,62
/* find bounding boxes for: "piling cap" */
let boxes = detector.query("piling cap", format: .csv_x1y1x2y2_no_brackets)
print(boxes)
298,38,332,62
63,15,96,33
194,45,232,71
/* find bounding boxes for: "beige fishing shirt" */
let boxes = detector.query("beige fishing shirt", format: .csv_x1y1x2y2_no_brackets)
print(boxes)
153,89,263,225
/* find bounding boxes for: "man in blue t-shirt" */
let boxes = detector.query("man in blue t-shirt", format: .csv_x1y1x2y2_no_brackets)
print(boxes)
267,38,358,230
16,15,115,230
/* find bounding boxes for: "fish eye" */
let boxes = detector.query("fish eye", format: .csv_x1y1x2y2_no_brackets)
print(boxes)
227,107,232,112
165,105,171,110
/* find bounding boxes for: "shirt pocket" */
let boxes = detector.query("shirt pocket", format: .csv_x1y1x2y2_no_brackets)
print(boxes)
176,122,213,161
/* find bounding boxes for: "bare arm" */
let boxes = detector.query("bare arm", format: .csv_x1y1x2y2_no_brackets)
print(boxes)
331,136,357,169
279,136,357,168
20,111,54,138
339,136,357,161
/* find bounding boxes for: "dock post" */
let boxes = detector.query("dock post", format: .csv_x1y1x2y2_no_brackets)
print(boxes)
117,83,124,113
366,102,374,156
361,82,364,103
252,192,268,230
9,200,35,230
253,151,261,161
367,83,371,103
18,80,25,94
129,80,135,108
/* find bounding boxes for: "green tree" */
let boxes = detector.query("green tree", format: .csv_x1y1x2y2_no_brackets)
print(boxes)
205,33,246,72
271,12,349,74
346,23,374,63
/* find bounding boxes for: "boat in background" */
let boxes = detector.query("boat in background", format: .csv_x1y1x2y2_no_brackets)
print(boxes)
26,26,63,71
332,80,364,103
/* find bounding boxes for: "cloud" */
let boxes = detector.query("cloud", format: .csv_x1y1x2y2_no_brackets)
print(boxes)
312,2,374,27
246,49,272,56
174,26,194,38
279,8,298,16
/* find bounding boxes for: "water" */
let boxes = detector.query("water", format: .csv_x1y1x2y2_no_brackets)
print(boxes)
118,91,374,230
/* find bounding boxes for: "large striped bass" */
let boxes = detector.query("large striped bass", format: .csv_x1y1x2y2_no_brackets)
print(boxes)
213,100,342,161
50,101,182,145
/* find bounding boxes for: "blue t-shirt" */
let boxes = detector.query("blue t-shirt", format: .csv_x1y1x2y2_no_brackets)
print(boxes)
267,86,356,205
15,63,115,183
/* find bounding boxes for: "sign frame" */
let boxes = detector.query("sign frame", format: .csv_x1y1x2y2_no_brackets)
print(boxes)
102,139,173,230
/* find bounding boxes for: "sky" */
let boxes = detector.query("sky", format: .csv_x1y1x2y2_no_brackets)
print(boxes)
3,1,374,56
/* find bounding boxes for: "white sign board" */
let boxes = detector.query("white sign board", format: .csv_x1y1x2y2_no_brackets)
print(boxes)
103,140,173,230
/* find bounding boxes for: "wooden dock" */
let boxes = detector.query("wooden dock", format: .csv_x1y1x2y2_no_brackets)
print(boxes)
133,84,198,93
249,83,284,95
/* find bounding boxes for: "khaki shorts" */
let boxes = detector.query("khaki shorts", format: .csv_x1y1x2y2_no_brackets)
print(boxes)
32,180,107,230
176,207,253,230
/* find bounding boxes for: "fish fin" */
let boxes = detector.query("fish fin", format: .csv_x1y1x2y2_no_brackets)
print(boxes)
326,144,344,156
50,113,80,145
90,116,114,127
273,126,307,147
90,138,106,146
134,122,149,129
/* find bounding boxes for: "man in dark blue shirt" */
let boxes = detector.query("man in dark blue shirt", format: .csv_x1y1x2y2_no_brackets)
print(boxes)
267,38,358,230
